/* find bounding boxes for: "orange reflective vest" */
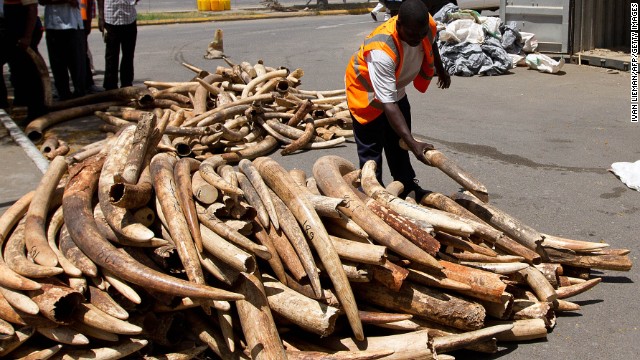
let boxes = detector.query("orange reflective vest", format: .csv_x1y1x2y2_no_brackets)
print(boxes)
345,15,437,125
80,0,89,21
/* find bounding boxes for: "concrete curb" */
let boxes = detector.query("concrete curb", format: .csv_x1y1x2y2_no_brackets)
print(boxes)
0,110,49,174
114,8,373,27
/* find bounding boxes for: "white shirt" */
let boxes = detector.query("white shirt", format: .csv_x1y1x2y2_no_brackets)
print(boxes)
366,40,424,103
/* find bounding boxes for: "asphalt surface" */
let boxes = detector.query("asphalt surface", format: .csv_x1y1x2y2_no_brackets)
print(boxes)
1,12,638,360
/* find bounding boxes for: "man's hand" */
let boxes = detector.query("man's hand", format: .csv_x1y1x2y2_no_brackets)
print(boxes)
98,17,105,33
437,68,451,89
406,138,435,166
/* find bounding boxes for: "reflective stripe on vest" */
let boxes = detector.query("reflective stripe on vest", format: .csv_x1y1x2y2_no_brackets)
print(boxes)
345,15,437,125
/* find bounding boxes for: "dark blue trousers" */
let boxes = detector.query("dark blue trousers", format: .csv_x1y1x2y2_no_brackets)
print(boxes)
352,95,416,189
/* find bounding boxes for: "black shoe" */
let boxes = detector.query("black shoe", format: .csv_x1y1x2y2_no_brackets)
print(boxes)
399,179,428,202
370,12,377,21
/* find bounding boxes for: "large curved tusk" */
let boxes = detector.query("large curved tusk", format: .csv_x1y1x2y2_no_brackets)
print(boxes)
236,171,270,229
174,157,204,253
264,186,322,296
0,192,42,291
199,155,244,196
44,207,82,277
4,218,63,278
256,156,364,341
312,155,442,270
24,101,123,143
151,153,206,286
98,125,155,242
58,225,98,277
238,158,279,229
62,154,244,301
361,160,474,237
24,156,67,267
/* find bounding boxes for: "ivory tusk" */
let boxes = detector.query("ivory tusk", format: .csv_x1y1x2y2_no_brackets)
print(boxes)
52,337,148,359
556,277,602,299
361,160,474,237
46,207,83,277
36,325,90,345
199,155,244,196
174,157,204,253
98,125,155,242
24,156,67,267
88,285,129,320
62,154,244,301
0,326,35,357
101,268,143,305
4,218,63,278
27,279,84,325
74,303,142,335
313,155,442,270
256,156,364,341
238,158,279,229
0,191,42,291
58,225,98,277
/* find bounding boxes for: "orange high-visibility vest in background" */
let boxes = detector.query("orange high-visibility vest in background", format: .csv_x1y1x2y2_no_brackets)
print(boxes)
345,15,437,125
80,0,89,21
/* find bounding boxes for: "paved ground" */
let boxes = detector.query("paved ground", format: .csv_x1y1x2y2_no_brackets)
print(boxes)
1,12,638,360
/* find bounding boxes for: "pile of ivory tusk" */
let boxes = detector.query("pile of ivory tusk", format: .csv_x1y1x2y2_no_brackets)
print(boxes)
1,60,632,359
24,59,353,162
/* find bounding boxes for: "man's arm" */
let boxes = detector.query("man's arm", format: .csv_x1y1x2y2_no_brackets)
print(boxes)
382,102,434,165
432,43,451,89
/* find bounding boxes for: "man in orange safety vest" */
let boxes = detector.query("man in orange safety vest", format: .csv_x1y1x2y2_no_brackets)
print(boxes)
345,0,450,200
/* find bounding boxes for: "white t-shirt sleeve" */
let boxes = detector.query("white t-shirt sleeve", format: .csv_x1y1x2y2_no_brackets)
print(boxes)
366,50,399,104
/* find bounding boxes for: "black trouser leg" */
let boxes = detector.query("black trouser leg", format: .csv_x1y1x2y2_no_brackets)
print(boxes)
103,23,120,90
352,95,416,187
46,29,72,99
119,21,136,87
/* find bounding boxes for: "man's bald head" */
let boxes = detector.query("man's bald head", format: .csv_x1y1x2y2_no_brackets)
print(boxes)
398,0,429,26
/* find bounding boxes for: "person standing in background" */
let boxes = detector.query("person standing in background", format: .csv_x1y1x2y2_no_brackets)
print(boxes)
97,0,137,90
39,0,87,100
80,0,101,93
3,0,45,120
1,0,9,110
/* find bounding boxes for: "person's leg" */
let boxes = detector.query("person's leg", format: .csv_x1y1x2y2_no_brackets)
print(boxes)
0,22,9,109
118,21,137,88
83,19,95,89
352,113,387,186
383,95,418,192
103,23,120,90
68,28,87,97
45,29,73,100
